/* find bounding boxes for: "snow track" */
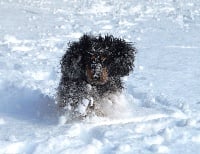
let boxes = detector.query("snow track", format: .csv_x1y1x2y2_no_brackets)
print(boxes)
0,0,200,153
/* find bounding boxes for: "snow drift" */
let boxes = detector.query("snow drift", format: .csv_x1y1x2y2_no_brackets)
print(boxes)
0,0,200,153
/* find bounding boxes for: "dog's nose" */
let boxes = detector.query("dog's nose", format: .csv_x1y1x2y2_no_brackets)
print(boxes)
93,75,100,80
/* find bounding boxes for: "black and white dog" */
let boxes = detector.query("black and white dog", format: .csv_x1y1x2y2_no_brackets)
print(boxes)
57,34,136,119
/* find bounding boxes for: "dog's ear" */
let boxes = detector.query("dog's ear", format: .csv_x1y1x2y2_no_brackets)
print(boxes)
60,48,82,80
60,44,83,80
60,34,94,79
108,38,136,77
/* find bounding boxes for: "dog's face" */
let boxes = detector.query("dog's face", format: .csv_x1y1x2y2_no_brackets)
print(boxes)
84,48,109,85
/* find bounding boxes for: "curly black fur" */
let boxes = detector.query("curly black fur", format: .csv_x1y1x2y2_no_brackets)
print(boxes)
57,34,136,119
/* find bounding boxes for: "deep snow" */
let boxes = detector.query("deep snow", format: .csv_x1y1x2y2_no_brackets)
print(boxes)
0,0,200,153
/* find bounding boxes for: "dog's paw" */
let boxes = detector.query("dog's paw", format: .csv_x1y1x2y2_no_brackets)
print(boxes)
75,98,90,116
86,84,92,91
88,97,94,108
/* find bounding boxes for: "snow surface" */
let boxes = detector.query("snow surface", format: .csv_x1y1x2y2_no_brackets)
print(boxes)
0,0,200,153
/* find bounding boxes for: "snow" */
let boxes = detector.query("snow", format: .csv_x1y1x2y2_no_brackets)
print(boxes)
0,0,200,153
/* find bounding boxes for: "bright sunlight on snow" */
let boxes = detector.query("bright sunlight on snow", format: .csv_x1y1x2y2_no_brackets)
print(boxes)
0,0,200,153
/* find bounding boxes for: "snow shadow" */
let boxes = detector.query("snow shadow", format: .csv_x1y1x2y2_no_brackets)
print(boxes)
0,83,59,124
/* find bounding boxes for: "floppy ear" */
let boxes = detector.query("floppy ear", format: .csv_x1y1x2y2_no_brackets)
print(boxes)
60,34,93,80
108,38,136,77
60,45,83,79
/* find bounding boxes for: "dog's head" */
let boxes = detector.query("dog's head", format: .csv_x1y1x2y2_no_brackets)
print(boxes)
63,34,136,85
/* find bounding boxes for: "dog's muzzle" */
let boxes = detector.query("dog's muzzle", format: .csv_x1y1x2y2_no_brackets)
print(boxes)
91,63,102,80
86,63,108,85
